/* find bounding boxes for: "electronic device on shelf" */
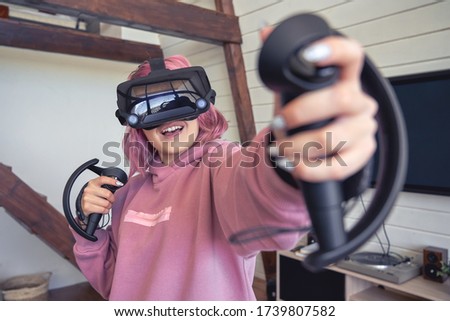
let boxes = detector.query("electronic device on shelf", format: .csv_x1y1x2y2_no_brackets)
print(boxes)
336,251,421,284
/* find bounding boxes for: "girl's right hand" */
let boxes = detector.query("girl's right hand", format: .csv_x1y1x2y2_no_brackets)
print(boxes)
81,176,122,216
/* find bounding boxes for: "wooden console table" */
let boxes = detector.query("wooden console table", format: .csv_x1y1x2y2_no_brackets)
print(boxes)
277,250,450,301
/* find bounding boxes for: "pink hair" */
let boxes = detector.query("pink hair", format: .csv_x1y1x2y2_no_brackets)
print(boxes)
123,55,228,176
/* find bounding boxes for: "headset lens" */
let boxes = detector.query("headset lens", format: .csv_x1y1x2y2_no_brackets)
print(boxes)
133,80,200,112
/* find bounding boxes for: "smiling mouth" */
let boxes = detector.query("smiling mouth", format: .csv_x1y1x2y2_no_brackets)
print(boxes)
161,125,184,137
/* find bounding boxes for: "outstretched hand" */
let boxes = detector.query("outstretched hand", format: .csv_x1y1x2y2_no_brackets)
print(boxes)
261,26,378,183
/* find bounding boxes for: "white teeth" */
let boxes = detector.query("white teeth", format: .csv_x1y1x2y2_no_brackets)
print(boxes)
162,126,183,134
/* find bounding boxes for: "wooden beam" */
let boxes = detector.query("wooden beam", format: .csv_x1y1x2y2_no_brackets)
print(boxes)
0,4,9,18
16,0,241,44
215,0,256,143
0,18,162,63
0,163,78,267
216,0,275,294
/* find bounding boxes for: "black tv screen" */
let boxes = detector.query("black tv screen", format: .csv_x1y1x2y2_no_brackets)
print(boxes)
386,69,450,196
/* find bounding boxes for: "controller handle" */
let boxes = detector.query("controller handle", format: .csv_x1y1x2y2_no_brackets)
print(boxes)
63,159,128,241
84,167,128,236
258,13,408,271
259,13,347,260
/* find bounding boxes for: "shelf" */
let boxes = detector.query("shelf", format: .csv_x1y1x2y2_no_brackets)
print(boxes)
278,250,450,301
329,263,450,301
349,286,422,301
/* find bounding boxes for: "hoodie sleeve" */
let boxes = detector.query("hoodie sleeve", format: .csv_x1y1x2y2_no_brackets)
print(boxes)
70,181,131,299
71,228,116,299
210,129,311,257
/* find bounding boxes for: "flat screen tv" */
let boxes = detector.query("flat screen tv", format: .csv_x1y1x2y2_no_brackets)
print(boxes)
378,69,450,196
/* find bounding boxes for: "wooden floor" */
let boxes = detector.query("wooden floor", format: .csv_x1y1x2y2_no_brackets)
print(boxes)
48,282,104,301
46,278,269,301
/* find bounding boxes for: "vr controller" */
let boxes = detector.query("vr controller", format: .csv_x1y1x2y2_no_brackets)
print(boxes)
257,13,408,271
62,159,128,242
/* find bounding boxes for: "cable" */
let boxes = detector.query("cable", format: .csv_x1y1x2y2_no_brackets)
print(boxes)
381,222,392,256
229,225,311,245
358,194,407,264
359,194,387,255
230,191,354,246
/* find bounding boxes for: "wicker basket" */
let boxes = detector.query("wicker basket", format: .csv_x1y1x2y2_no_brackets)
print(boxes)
1,272,52,301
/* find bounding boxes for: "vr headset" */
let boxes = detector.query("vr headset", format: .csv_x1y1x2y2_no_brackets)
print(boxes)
116,58,216,130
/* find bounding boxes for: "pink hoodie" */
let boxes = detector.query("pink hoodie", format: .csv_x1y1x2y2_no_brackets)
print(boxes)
72,131,310,300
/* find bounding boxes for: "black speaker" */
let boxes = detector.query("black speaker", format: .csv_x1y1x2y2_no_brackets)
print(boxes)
423,246,448,283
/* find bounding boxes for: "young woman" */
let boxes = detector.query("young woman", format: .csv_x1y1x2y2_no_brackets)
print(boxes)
72,35,377,300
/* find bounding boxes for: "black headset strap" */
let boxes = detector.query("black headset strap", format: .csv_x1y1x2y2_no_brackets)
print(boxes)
148,57,166,71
